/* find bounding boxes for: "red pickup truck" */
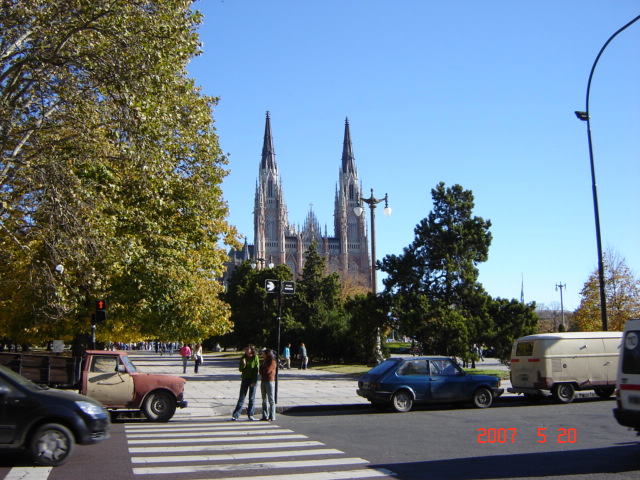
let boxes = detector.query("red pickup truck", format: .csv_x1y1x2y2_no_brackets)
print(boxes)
0,350,187,422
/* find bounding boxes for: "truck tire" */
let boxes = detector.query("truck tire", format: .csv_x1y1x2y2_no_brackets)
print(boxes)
552,383,575,404
594,386,615,398
142,390,176,422
29,423,75,466
391,390,413,413
472,387,493,408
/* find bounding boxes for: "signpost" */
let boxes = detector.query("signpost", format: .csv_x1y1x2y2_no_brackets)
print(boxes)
264,279,295,402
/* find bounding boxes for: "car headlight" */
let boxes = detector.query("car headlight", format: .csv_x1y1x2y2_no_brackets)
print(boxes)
76,401,106,418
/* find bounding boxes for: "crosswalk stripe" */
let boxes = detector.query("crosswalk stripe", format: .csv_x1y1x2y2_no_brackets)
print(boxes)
124,424,280,433
127,433,307,444
131,448,343,463
129,440,324,453
132,457,369,475
181,468,396,480
5,467,52,480
126,428,292,438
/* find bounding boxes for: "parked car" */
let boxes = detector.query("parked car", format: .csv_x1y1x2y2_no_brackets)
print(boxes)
357,356,503,412
0,365,110,466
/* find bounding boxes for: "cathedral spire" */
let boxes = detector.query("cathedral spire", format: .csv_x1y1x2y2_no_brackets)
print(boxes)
341,117,356,174
261,111,276,170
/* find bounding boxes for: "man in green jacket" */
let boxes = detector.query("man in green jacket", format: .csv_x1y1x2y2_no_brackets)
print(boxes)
231,345,260,421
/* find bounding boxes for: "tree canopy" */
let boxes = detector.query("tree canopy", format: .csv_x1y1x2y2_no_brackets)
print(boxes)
574,248,640,332
379,182,494,357
0,0,238,344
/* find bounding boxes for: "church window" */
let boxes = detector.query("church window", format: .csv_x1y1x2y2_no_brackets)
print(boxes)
266,214,276,239
349,183,355,200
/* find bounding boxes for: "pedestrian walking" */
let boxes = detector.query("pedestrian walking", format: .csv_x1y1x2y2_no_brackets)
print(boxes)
179,343,191,374
298,343,308,370
231,345,259,421
282,343,291,369
259,349,277,421
193,343,203,373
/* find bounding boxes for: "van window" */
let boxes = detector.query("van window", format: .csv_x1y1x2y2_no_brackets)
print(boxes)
515,342,534,356
622,331,640,374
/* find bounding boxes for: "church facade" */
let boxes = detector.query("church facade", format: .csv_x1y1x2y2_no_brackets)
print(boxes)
225,112,372,288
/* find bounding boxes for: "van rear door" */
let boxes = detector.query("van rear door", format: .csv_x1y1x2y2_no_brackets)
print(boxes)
618,329,640,411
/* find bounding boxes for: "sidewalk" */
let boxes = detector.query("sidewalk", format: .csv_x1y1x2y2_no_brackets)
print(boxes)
128,351,513,420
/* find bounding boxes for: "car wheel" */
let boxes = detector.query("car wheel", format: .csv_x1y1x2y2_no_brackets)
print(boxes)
594,386,615,399
552,383,575,404
472,387,493,408
142,390,176,422
29,423,75,466
391,390,413,413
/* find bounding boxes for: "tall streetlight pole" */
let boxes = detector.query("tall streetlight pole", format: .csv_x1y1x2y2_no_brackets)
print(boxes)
354,189,391,362
574,14,640,332
555,282,566,330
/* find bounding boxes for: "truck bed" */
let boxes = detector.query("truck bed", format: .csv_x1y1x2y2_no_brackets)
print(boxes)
0,352,81,387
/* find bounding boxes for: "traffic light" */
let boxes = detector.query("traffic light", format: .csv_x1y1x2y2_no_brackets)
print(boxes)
95,300,106,323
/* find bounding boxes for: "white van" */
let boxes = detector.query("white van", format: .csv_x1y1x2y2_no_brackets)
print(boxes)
613,319,640,433
508,332,622,404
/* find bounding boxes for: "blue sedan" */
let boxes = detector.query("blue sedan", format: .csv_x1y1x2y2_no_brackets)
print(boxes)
357,356,503,412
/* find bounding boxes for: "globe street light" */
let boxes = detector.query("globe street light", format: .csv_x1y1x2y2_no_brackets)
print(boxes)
355,189,391,362
574,14,640,332
354,189,391,294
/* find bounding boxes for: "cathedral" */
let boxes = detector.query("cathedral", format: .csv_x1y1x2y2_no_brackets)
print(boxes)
225,112,372,288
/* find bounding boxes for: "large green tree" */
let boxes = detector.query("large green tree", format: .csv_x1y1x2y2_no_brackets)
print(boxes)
293,242,349,362
0,0,238,344
379,182,492,358
486,298,538,363
574,248,640,332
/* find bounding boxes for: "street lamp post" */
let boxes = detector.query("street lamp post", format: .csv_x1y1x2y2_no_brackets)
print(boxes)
354,189,391,362
575,14,640,332
555,282,566,330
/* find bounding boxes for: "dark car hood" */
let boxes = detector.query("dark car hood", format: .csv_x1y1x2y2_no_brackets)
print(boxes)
31,384,103,406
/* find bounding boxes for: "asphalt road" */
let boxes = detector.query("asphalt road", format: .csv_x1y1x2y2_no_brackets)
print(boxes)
277,396,640,480
0,395,638,480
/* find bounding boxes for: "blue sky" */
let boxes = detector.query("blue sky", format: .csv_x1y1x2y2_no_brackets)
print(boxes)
188,1,640,312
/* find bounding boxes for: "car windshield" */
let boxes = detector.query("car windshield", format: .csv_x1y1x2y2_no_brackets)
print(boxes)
121,355,138,373
0,364,45,390
366,359,399,376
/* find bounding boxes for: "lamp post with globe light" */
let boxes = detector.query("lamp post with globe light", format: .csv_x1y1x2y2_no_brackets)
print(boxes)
354,189,391,362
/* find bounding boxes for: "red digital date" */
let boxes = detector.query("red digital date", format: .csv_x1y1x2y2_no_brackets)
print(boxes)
477,427,576,444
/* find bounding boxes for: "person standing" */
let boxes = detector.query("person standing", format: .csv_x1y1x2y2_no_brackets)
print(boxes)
179,343,191,374
298,343,308,370
231,345,259,421
193,343,203,374
282,343,291,369
259,349,277,421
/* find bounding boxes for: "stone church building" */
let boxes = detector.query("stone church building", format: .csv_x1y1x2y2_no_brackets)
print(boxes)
224,112,372,288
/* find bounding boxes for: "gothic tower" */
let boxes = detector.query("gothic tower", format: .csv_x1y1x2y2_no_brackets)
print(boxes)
249,112,371,287
254,111,290,267
333,117,371,287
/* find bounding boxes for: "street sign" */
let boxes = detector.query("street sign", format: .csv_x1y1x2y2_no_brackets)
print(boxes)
282,281,295,295
265,279,279,294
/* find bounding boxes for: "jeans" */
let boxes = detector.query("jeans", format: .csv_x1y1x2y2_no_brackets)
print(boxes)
261,381,276,420
232,378,257,419
182,356,189,373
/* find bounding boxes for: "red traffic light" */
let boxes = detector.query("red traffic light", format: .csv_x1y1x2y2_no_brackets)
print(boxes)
96,300,106,311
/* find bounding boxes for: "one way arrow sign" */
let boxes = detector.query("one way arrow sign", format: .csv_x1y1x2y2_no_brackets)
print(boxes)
265,279,279,294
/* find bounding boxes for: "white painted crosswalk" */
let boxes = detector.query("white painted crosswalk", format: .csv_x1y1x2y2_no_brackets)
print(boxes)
125,421,395,479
